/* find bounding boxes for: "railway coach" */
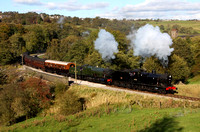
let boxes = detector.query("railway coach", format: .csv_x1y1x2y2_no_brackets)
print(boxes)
23,53,75,75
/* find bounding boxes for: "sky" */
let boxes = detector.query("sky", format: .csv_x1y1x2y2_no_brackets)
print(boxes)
1,0,200,20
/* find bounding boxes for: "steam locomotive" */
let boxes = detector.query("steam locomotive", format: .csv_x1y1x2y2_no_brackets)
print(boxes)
23,53,177,94
69,65,177,94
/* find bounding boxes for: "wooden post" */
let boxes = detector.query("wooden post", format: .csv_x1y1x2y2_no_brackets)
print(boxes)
75,61,77,83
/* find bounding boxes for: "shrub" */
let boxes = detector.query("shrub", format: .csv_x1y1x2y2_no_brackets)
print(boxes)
57,90,82,116
54,82,68,95
19,77,52,109
0,77,52,126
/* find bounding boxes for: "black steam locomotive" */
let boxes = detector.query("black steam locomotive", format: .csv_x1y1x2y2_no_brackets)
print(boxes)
22,53,177,94
69,65,177,94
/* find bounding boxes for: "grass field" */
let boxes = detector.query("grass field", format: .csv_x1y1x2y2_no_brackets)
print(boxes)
147,20,200,33
1,84,200,131
1,106,200,132
188,75,200,84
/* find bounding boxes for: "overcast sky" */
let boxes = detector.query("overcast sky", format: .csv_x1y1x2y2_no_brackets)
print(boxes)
1,0,200,20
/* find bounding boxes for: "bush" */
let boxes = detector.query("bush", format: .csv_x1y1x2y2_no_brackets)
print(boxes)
54,83,68,95
20,77,52,109
57,90,82,116
0,77,52,126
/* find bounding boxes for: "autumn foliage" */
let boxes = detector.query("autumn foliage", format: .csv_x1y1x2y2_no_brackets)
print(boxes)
19,77,52,109
0,77,52,126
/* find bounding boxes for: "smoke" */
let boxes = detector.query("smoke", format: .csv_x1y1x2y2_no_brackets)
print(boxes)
82,31,90,37
57,16,64,28
94,29,119,61
127,24,174,66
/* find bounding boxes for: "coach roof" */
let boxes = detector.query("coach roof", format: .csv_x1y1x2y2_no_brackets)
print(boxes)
45,60,74,65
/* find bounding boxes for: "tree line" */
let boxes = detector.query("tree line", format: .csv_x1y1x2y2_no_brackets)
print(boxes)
0,12,200,83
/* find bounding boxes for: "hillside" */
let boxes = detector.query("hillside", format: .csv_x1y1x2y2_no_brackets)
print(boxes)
1,12,200,131
1,84,200,131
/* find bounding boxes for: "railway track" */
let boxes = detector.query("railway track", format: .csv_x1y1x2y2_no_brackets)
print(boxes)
70,77,200,102
164,94,200,101
106,84,200,101
23,66,200,102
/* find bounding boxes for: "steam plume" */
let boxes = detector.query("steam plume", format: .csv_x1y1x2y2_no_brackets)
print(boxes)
127,24,174,66
94,29,119,61
82,31,90,37
57,16,64,28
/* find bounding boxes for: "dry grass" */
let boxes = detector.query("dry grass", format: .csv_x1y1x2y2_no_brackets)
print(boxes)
43,84,200,116
175,84,200,98
69,84,200,109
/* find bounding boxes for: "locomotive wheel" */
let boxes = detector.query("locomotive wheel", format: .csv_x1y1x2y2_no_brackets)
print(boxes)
159,89,166,94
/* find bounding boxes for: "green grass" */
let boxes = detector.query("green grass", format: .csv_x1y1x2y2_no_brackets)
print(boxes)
188,75,200,84
1,106,200,132
135,20,200,33
1,85,200,131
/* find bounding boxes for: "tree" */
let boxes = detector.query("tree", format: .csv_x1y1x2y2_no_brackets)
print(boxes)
68,40,88,65
159,25,165,31
111,50,140,70
191,37,200,75
168,54,190,83
72,17,82,25
9,33,25,57
142,57,166,74
0,48,15,65
23,25,46,52
84,50,103,67
0,77,52,125
172,37,193,66
172,24,181,31
107,29,128,52
0,23,14,41
46,35,79,61
46,39,61,60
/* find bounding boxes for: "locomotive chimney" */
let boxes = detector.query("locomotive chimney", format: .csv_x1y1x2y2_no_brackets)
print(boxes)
140,62,143,68
152,70,156,74
139,57,144,68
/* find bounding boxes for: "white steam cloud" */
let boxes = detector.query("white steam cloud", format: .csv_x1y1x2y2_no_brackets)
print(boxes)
127,24,174,66
57,16,64,28
94,29,119,61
